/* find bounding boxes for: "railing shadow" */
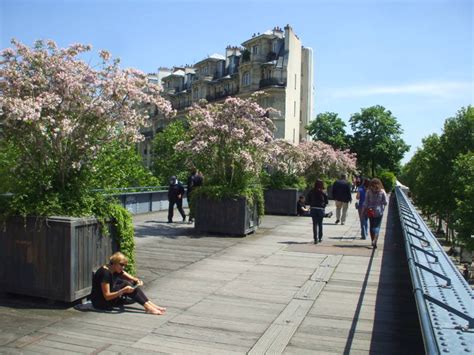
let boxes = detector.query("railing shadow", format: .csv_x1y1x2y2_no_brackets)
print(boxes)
369,195,424,354
342,194,424,354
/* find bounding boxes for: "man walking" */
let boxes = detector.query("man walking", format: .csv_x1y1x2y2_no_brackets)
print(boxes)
332,174,352,225
168,176,186,223
186,168,203,223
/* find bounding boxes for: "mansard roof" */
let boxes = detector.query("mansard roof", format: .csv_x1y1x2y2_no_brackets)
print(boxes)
195,53,225,66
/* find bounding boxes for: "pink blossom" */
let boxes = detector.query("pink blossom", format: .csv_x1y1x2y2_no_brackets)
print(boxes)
0,39,174,182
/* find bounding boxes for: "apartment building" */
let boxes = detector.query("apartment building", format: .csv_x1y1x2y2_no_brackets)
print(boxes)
141,25,313,167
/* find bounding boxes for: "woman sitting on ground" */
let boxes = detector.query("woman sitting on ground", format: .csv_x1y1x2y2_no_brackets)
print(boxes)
90,252,166,315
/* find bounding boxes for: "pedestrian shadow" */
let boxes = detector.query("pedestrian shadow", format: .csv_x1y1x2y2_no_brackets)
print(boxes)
278,241,313,245
333,244,373,249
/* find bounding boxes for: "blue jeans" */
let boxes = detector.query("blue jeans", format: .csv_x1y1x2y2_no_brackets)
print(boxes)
358,208,368,239
310,208,325,242
369,216,383,237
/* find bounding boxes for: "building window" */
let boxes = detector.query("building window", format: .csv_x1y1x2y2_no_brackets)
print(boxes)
243,72,251,86
252,45,258,55
294,74,297,90
272,41,278,53
294,101,296,117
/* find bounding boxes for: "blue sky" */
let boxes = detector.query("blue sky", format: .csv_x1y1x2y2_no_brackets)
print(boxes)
1,0,473,163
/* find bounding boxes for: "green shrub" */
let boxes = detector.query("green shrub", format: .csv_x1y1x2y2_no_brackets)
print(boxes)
152,120,190,183
379,171,396,192
261,171,307,190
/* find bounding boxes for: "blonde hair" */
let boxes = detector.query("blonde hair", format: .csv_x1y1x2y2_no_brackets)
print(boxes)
109,252,128,265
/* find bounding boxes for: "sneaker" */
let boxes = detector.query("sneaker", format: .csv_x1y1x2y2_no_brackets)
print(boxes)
335,220,340,224
167,220,173,223
319,238,322,243
341,222,345,225
326,211,333,218
314,240,318,244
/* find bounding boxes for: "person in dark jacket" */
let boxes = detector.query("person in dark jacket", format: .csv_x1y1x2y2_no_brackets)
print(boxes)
306,179,329,244
186,168,203,223
332,174,352,225
168,176,186,223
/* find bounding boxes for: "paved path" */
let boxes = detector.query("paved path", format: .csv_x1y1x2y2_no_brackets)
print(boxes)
0,195,424,354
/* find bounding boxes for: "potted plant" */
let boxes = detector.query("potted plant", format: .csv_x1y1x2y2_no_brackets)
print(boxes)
0,40,173,301
262,139,308,215
176,93,275,236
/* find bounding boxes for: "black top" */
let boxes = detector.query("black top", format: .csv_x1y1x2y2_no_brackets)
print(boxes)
306,189,328,208
332,179,352,202
297,200,307,215
90,265,114,309
186,173,203,198
168,182,185,200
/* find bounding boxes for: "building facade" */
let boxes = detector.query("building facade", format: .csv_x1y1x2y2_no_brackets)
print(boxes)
141,25,313,167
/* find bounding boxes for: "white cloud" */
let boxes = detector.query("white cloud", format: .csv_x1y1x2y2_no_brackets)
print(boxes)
327,81,474,99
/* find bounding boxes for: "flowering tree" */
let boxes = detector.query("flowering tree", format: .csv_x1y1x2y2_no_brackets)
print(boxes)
300,140,357,183
263,139,309,189
176,94,275,189
0,39,174,215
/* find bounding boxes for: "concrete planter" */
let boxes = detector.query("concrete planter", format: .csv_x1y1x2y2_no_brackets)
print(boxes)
0,216,118,302
194,197,259,236
264,188,299,216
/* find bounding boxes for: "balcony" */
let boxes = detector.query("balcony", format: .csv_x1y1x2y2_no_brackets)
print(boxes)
259,78,286,89
205,89,238,102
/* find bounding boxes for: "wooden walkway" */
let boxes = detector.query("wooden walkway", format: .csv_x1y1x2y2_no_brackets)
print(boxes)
0,195,424,354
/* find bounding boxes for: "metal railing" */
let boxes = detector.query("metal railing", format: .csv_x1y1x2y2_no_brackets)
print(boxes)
395,187,473,354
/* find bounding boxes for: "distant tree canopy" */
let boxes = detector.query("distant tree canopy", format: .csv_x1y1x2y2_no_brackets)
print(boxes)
307,106,409,177
306,112,349,150
400,106,474,249
349,105,409,176
152,119,190,184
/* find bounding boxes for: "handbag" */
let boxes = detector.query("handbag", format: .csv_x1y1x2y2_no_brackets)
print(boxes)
367,208,376,218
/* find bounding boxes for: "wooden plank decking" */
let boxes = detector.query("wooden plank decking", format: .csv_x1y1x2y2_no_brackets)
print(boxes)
0,196,424,354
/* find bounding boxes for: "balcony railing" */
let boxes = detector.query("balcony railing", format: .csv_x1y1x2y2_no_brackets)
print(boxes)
259,78,286,89
206,89,238,102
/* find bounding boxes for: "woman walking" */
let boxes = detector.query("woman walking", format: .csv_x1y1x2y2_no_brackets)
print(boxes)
306,179,329,244
356,178,370,240
363,178,388,248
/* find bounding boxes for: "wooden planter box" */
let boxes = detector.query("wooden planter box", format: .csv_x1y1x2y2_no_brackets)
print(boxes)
0,216,118,302
194,197,259,236
264,188,299,216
